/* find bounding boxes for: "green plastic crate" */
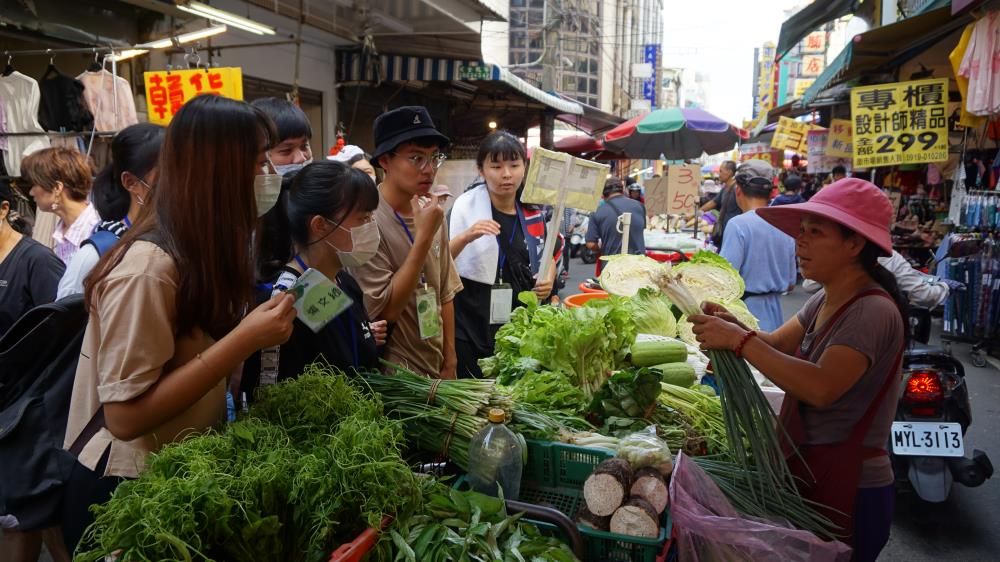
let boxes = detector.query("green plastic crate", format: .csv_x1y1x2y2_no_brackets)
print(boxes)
463,439,671,562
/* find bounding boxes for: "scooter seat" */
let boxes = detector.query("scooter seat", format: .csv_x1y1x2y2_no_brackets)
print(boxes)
908,342,945,355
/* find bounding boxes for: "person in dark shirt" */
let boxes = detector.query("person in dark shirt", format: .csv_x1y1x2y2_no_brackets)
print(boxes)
771,174,806,206
700,160,742,247
241,161,385,404
587,177,647,273
449,131,561,378
0,181,65,336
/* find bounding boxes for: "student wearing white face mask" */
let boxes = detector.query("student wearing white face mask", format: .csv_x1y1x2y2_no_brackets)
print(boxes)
241,161,386,404
250,97,314,176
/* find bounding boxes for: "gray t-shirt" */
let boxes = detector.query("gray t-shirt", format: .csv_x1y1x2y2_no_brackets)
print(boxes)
795,287,904,488
586,195,646,255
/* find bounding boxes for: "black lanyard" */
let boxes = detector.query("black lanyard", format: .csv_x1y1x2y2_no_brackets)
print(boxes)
496,213,519,284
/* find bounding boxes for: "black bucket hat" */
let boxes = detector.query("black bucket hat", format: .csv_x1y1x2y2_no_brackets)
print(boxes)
371,106,450,166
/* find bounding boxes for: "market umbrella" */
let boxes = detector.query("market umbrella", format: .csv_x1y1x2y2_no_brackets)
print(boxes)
603,107,744,160
554,134,605,154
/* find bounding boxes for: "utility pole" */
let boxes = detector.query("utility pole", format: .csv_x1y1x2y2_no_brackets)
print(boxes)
540,0,562,149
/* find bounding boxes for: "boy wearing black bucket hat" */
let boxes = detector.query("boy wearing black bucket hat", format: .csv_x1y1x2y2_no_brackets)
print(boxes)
347,106,463,379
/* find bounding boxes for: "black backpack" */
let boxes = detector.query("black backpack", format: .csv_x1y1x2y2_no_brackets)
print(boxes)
0,229,122,530
0,295,90,530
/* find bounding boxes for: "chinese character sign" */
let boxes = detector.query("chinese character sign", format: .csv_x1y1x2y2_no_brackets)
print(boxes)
144,67,244,125
803,31,826,53
827,118,853,158
800,54,825,77
807,130,828,173
771,116,814,154
850,78,949,168
522,147,609,212
793,79,815,99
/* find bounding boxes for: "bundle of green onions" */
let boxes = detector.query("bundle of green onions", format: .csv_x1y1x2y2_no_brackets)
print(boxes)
693,457,840,539
363,364,499,415
654,264,838,537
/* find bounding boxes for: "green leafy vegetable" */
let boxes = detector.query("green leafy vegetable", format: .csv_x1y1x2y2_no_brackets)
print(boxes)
589,369,662,421
673,250,745,303
507,370,586,413
599,254,664,296
626,288,677,337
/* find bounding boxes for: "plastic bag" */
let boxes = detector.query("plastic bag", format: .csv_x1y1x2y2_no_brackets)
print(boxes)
668,453,851,562
617,426,673,474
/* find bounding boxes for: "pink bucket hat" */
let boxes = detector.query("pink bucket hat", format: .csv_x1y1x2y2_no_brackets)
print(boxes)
756,178,893,256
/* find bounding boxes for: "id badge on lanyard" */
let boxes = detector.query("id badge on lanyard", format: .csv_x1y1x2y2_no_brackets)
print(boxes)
491,214,518,325
416,285,442,339
286,268,353,332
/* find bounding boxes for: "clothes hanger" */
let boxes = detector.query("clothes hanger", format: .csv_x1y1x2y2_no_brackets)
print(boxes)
40,49,59,80
86,49,103,72
2,53,14,77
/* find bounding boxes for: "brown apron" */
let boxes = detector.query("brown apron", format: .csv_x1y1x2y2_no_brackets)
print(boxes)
778,289,903,545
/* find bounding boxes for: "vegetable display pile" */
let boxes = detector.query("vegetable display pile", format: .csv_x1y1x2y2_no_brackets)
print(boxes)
390,480,579,562
480,292,636,400
76,365,423,562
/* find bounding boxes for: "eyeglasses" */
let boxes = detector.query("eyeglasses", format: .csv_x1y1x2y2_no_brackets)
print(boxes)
393,152,448,171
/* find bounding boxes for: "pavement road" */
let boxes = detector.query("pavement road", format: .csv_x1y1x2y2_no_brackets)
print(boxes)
562,256,1000,562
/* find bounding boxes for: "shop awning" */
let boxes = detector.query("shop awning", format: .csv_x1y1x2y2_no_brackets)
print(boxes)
801,1,970,105
777,0,859,59
555,94,626,135
339,52,582,115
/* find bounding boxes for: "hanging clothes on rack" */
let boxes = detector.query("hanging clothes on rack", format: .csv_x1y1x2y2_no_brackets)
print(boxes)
38,64,94,132
77,69,137,132
0,71,50,175
958,9,1000,117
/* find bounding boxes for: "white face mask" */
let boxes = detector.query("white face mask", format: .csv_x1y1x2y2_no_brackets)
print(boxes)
274,159,312,177
254,167,282,217
325,219,381,268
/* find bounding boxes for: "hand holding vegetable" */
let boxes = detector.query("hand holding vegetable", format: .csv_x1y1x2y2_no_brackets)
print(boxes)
700,301,749,331
688,312,747,351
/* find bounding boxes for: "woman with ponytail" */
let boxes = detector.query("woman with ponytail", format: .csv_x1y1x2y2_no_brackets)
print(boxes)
240,161,386,405
56,123,164,298
689,178,905,562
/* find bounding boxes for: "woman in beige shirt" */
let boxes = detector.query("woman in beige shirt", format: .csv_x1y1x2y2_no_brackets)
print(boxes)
60,95,296,553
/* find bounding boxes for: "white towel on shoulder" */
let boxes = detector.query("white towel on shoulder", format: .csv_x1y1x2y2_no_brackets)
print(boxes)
450,184,499,285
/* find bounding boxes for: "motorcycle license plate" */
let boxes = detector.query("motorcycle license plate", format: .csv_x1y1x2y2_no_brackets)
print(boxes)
891,422,964,457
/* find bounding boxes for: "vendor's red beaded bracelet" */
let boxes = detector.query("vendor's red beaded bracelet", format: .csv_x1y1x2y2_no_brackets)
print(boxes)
734,330,757,358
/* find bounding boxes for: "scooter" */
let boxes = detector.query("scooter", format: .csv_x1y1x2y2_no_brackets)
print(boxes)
568,214,598,265
891,306,993,502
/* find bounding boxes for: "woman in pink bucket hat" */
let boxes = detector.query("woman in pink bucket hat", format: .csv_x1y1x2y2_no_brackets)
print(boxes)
690,178,907,561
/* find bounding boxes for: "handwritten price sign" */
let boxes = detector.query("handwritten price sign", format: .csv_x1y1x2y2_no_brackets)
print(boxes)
666,164,701,213
644,176,669,216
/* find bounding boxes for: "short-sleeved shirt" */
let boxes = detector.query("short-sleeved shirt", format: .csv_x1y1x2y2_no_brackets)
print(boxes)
64,241,225,478
586,195,646,255
348,192,463,377
719,210,797,332
795,287,905,488
240,267,379,402
0,236,65,334
710,184,742,246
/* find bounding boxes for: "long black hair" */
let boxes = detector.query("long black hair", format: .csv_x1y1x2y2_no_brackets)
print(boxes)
92,123,165,221
840,225,910,342
256,161,379,282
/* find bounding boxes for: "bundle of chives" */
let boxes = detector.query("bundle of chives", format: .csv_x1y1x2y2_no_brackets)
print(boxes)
365,363,497,416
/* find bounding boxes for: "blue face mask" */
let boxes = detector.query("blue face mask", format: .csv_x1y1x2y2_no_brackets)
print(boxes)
274,160,312,177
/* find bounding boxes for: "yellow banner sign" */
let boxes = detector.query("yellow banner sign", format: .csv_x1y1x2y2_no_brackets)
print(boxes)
771,116,819,154
850,78,949,168
827,118,853,158
143,67,244,125
794,79,815,99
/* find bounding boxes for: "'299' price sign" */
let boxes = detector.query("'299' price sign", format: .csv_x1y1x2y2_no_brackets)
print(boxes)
850,78,949,168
